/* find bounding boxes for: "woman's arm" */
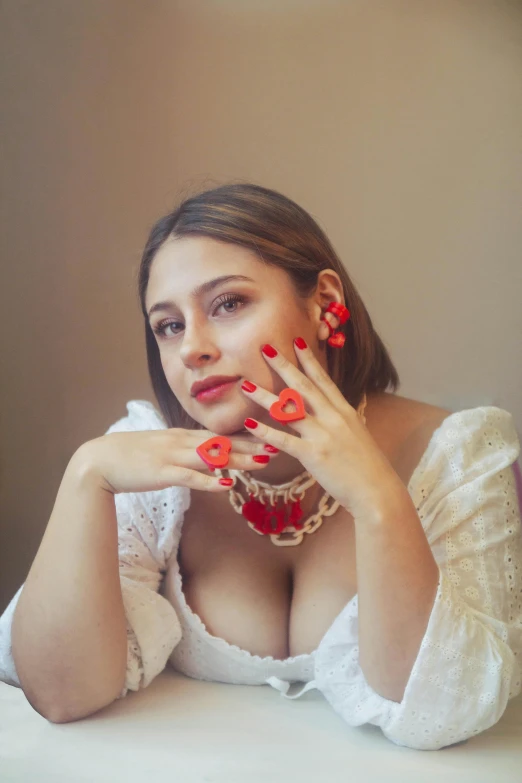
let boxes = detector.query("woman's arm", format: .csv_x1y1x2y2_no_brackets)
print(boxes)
314,407,522,750
355,485,439,701
3,400,186,722
11,446,128,723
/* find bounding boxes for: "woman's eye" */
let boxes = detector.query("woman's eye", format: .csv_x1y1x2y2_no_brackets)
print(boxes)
152,320,182,337
219,298,241,314
213,293,246,314
152,294,246,339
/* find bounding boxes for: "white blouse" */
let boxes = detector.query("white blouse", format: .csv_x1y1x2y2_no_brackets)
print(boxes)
1,399,521,751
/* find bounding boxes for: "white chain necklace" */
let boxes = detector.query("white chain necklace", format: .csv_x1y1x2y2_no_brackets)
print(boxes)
214,394,367,547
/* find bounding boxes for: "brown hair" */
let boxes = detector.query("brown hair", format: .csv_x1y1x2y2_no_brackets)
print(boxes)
137,182,399,429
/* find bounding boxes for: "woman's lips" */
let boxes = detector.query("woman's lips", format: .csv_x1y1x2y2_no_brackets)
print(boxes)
195,379,239,403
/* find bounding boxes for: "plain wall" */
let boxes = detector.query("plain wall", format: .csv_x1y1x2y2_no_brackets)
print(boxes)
1,0,521,611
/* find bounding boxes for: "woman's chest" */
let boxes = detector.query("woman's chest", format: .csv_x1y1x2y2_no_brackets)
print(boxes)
176,396,449,661
177,490,357,660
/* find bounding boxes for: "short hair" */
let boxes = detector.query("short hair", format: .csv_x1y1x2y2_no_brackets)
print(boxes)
137,182,399,429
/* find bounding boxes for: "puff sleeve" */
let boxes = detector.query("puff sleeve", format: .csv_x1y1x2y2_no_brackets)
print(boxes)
112,486,190,697
0,400,190,699
314,406,522,750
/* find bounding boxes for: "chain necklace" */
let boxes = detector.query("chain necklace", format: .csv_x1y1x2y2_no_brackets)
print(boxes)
215,394,368,547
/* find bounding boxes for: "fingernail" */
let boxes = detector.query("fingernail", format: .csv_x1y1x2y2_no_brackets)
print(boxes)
294,337,307,350
241,380,257,392
264,444,279,453
253,455,270,463
244,418,258,429
261,344,278,358
219,478,234,486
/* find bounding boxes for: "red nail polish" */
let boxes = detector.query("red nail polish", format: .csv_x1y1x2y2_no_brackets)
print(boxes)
241,380,257,392
244,418,258,429
261,344,278,358
264,444,279,453
253,455,270,463
294,337,307,350
219,478,234,486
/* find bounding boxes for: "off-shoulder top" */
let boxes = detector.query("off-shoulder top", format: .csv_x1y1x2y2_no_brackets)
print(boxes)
1,399,521,750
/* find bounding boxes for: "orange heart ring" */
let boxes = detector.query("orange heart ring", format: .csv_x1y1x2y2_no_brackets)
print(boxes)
196,436,232,470
269,388,306,423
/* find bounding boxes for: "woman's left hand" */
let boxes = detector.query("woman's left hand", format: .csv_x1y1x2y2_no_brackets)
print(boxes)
239,339,402,520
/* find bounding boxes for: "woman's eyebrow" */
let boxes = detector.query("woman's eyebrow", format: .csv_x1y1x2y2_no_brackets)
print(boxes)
147,274,255,318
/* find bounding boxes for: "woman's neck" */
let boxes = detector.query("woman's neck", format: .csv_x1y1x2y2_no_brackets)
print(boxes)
226,432,306,485
256,449,307,485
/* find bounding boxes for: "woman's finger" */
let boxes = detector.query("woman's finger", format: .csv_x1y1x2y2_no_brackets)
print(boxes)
292,337,356,416
185,429,279,456
186,441,280,474
239,378,321,435
242,416,305,460
258,342,330,415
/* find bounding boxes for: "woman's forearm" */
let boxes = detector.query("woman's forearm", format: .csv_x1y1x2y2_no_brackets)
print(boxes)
11,444,128,723
354,480,439,702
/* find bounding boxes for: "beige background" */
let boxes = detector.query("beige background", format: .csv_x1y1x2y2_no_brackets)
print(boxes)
1,0,521,612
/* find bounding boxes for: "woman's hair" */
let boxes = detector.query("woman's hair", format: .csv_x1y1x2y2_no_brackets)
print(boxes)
137,182,399,429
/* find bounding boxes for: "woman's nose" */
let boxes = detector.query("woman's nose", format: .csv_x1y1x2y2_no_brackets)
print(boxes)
179,323,219,367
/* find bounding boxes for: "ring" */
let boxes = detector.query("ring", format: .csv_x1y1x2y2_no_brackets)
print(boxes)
269,388,306,423
196,435,232,470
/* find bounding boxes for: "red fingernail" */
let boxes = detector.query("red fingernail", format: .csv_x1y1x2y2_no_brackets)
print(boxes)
241,380,257,392
244,418,258,429
219,478,234,486
261,344,278,358
294,337,307,350
264,444,279,453
253,455,270,463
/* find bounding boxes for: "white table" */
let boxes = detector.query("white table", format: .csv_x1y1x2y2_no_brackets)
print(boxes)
1,670,521,782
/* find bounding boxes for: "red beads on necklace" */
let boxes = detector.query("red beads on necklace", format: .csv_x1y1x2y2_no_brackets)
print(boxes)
242,493,304,535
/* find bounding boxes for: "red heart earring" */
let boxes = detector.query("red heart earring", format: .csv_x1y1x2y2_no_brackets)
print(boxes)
269,388,306,423
321,302,350,348
196,436,232,470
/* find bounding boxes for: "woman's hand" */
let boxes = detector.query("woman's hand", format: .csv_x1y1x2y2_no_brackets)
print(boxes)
77,428,278,495
239,339,401,519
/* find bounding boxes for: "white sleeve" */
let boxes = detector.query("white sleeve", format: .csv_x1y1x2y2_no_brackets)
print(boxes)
314,406,522,750
0,399,191,699
0,585,24,687
112,484,189,697
100,399,190,698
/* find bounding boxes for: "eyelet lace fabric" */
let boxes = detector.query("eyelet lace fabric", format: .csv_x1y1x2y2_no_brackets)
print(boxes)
1,399,521,750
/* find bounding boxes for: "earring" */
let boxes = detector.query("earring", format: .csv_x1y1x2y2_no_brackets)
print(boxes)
320,302,350,348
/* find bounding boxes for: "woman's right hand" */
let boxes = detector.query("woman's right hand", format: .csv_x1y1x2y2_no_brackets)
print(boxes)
76,429,278,495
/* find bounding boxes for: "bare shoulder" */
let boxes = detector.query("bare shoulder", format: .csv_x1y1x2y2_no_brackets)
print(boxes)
365,392,451,428
365,392,452,486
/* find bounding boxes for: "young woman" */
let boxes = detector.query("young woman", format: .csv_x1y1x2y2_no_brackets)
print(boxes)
1,183,521,750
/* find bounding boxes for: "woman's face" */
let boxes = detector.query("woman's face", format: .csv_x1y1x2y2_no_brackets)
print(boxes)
145,235,325,436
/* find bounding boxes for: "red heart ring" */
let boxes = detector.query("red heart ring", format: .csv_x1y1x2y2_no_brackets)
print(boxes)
269,388,306,423
196,436,232,469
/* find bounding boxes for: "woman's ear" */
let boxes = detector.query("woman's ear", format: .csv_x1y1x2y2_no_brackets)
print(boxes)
313,269,345,341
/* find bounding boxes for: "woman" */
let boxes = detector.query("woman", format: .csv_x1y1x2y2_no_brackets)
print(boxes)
1,183,521,750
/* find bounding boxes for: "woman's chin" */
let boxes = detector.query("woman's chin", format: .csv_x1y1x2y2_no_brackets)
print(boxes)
195,411,250,437
211,421,252,437
194,397,257,436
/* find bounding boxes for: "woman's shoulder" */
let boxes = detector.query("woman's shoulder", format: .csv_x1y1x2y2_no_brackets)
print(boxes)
365,393,452,487
367,393,520,490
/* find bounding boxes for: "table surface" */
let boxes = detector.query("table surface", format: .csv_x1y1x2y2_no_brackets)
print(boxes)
1,670,521,783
